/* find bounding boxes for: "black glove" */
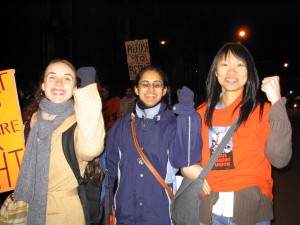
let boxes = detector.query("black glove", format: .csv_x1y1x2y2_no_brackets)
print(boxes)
177,86,194,107
77,66,96,87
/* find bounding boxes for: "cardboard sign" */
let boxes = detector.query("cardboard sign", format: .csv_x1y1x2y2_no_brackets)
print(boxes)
125,39,151,80
0,69,25,193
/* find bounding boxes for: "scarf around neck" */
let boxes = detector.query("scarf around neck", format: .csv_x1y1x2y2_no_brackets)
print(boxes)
14,98,74,225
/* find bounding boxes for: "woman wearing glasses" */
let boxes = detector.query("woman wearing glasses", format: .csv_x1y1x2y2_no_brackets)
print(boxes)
106,66,203,225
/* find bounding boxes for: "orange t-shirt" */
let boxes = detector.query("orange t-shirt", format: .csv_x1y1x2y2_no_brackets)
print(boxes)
103,96,121,130
197,95,273,200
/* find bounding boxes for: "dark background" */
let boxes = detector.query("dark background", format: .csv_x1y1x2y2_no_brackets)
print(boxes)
1,0,300,103
1,2,300,223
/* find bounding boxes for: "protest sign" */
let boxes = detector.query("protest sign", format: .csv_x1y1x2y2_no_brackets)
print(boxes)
0,69,25,193
125,39,151,80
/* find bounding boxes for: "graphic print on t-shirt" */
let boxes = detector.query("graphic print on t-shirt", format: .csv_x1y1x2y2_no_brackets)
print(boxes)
209,125,235,170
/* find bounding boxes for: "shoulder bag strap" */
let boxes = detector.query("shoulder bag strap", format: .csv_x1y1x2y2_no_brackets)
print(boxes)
130,116,175,199
62,122,91,224
62,122,81,181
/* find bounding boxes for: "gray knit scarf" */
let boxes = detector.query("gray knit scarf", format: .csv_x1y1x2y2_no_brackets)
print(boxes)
14,98,74,225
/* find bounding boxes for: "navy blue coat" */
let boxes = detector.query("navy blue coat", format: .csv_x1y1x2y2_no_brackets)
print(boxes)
106,102,202,225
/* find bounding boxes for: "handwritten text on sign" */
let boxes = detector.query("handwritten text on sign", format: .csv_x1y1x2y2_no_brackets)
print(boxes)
0,69,25,193
125,39,151,80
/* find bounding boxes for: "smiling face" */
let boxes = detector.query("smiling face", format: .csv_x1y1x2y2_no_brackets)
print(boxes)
41,62,77,103
216,50,248,97
134,70,167,108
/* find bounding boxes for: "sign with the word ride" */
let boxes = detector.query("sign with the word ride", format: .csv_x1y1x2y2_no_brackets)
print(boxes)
0,69,25,193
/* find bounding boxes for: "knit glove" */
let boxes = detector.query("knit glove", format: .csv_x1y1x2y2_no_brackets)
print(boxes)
77,66,96,87
177,86,194,107
173,86,195,115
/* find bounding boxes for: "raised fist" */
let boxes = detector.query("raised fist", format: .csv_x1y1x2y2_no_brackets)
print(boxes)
77,66,96,87
177,86,194,107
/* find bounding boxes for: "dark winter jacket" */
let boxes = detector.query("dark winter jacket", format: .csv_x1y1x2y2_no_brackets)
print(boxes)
106,102,202,225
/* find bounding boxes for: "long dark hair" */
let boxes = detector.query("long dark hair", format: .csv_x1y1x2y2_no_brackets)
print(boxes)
204,42,265,128
134,65,172,107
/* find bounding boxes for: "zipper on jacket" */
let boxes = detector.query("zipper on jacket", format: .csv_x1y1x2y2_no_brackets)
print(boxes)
141,110,146,131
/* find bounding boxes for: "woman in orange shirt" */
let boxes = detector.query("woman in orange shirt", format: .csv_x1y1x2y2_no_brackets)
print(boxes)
197,42,292,225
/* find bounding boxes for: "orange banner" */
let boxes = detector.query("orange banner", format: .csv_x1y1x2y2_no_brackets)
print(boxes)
0,69,25,193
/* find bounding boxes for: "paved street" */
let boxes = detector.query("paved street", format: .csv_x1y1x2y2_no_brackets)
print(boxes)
272,108,300,225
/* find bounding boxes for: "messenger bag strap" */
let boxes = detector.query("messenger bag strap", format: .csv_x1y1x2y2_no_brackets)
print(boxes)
199,117,239,180
130,115,175,199
62,122,91,225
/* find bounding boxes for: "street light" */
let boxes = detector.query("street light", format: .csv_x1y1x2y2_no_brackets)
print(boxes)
238,30,246,38
236,27,250,43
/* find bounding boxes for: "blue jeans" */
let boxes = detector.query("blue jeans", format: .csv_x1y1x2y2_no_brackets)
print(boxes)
199,213,271,225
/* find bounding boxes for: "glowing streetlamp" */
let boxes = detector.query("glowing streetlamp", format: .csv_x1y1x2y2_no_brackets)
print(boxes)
236,27,249,43
238,30,246,38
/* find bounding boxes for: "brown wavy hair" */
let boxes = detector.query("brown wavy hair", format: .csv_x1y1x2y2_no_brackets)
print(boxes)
21,59,78,123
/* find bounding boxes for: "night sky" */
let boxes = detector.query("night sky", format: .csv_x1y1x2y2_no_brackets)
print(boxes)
1,1,300,97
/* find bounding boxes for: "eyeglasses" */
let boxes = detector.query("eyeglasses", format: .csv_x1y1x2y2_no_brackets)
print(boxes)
138,81,164,89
